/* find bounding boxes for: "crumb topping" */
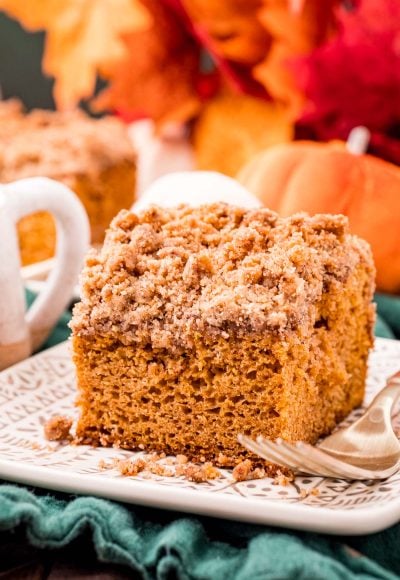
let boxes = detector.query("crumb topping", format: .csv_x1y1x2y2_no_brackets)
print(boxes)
0,100,136,182
110,453,221,482
44,415,73,441
232,459,267,482
180,462,221,482
299,487,320,498
71,203,373,350
273,470,295,486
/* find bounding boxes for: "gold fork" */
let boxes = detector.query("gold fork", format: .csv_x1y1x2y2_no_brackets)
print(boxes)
238,372,400,480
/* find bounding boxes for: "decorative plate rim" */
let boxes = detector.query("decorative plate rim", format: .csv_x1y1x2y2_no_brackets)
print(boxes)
0,338,399,536
1,456,400,535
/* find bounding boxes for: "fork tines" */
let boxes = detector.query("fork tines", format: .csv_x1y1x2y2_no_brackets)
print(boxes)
237,434,393,480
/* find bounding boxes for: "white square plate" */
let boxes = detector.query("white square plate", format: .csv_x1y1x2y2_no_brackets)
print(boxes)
0,338,399,536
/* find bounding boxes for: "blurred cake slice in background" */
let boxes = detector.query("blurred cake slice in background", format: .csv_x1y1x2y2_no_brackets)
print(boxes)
0,99,136,265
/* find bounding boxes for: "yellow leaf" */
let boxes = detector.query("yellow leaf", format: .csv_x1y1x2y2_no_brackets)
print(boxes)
0,0,151,109
193,93,294,176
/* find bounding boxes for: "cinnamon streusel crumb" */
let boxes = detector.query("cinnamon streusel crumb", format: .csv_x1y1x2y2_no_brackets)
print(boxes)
273,470,295,486
44,416,73,441
299,487,320,499
0,105,135,181
181,462,221,483
111,453,222,482
232,459,253,482
232,459,267,482
118,457,147,476
71,204,367,351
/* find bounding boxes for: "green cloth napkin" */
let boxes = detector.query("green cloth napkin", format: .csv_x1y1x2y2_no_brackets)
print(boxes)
375,294,400,339
0,291,399,579
25,290,71,349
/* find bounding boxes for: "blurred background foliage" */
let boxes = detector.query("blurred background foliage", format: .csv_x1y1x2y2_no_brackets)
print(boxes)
0,12,54,109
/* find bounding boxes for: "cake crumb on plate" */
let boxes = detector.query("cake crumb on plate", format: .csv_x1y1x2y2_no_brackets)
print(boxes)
44,416,73,441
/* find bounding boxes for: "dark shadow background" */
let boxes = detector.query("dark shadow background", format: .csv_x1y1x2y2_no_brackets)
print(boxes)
0,12,54,109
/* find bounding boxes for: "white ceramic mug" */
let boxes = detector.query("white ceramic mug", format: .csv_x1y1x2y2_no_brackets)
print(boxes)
0,177,90,370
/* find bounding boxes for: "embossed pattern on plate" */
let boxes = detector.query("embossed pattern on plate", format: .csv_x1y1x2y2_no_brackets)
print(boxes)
0,338,400,535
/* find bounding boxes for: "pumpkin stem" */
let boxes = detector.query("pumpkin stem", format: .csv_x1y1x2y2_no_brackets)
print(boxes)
346,126,370,155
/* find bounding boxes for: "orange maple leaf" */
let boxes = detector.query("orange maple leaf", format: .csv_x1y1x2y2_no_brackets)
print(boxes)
181,0,270,66
95,0,202,126
254,0,338,116
0,0,151,109
180,0,338,112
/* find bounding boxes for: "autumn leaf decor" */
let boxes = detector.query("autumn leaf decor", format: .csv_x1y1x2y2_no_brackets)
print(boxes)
97,0,338,127
193,94,293,176
179,0,337,173
0,0,151,110
253,0,338,116
0,0,342,174
3,0,400,154
2,0,400,281
94,0,204,126
293,0,400,165
0,0,338,120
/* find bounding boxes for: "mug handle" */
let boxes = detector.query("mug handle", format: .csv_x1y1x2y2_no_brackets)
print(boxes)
3,177,90,351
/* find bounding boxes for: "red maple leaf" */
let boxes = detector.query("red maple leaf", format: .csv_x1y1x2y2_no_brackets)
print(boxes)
294,0,400,141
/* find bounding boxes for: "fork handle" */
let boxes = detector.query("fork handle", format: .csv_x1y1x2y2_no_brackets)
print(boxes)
366,372,400,422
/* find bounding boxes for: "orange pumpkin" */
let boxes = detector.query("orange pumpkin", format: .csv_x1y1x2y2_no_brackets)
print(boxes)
237,140,400,293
